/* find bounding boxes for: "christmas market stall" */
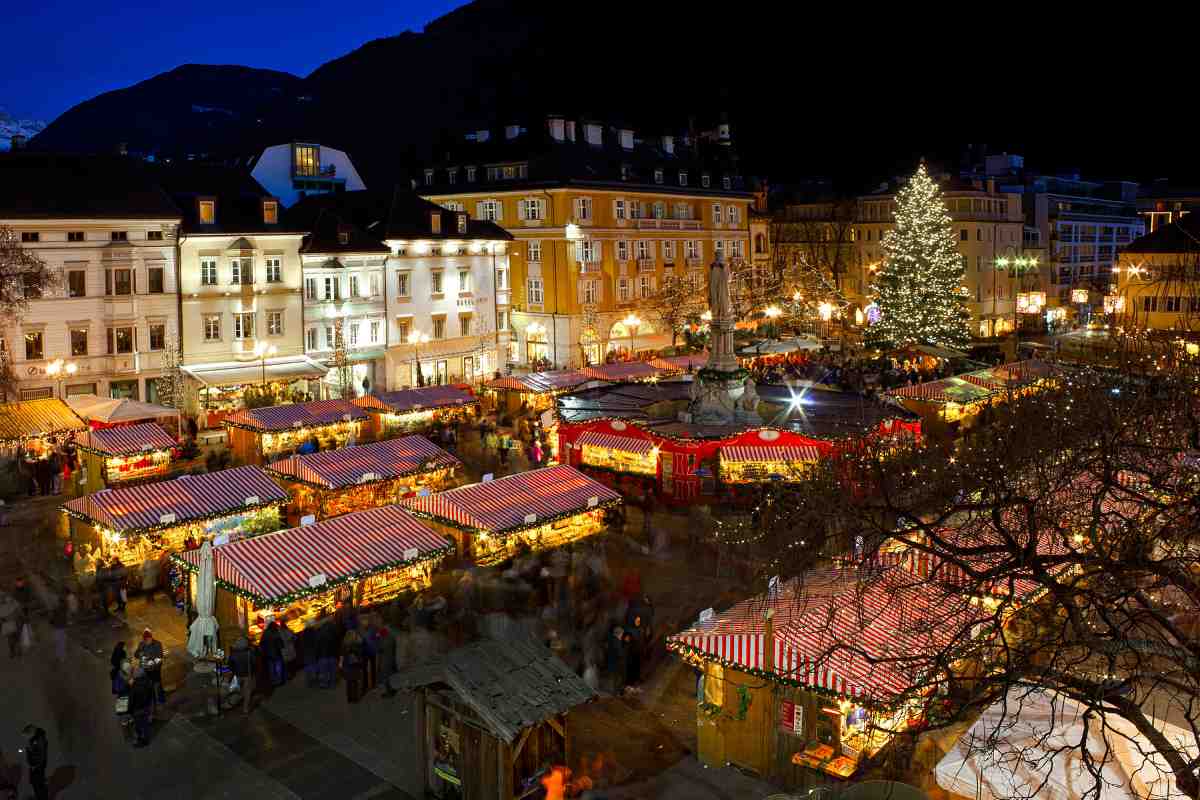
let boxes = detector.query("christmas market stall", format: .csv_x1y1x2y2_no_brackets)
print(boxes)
61,465,288,571
266,436,462,523
483,370,590,416
0,398,87,457
223,398,369,465
402,465,622,566
66,394,180,435
181,355,330,422
888,359,1060,432
173,505,452,643
717,442,823,484
70,422,177,496
579,360,678,384
353,385,478,439
392,636,596,800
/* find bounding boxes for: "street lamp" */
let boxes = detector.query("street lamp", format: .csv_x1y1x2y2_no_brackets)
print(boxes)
763,305,781,340
622,313,642,358
254,342,278,387
46,358,78,399
411,331,430,386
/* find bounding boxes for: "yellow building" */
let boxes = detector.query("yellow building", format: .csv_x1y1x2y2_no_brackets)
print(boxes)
1112,214,1200,333
422,116,752,368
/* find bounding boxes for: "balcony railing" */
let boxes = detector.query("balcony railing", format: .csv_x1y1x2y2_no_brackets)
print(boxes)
635,218,702,231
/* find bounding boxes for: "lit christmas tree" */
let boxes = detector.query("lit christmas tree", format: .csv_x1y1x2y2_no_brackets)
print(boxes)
870,164,971,349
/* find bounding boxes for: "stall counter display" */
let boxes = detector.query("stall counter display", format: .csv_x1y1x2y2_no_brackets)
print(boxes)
0,398,88,456
353,385,478,439
73,422,177,495
223,399,369,465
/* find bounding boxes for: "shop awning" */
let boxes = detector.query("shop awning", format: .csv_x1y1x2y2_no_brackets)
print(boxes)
403,464,621,536
720,445,822,464
579,362,669,382
575,430,657,456
354,385,477,415
174,505,452,606
650,352,709,371
67,395,177,425
484,370,590,393
267,435,461,489
0,398,87,443
223,399,368,433
182,356,329,387
77,422,177,457
62,465,288,535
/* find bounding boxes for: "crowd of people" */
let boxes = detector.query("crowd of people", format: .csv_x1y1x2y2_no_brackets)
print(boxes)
744,349,961,395
8,434,79,498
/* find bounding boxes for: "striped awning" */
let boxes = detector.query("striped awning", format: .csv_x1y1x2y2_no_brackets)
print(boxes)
403,464,621,535
0,398,87,443
267,436,461,489
223,399,368,433
354,385,477,415
720,445,821,464
575,430,657,456
77,422,176,457
579,362,668,382
62,465,288,534
888,381,954,403
960,373,1006,391
485,370,590,394
174,505,452,605
650,353,708,372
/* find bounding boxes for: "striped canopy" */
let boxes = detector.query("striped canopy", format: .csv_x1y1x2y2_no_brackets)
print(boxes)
650,353,708,372
354,385,477,415
63,465,288,534
720,445,822,464
403,464,621,535
960,373,1007,391
77,422,176,457
888,380,955,404
0,398,87,443
575,430,656,456
175,505,452,606
580,362,669,382
485,370,590,394
267,436,461,489
223,399,367,433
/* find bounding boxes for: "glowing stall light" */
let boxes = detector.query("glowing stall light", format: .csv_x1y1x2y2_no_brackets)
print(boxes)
818,302,833,321
764,305,781,320
1071,288,1089,304
1103,295,1126,314
854,307,865,326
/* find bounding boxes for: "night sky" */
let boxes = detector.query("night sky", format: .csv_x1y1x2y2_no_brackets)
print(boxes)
1,0,463,122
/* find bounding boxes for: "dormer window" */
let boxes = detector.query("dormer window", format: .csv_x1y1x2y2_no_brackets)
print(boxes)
262,200,278,225
679,171,688,186
723,176,732,190
620,164,630,181
654,169,664,185
702,173,711,188
448,169,458,185
198,199,216,225
424,169,434,186
457,214,468,234
338,228,350,245
466,166,477,182
431,213,442,234
294,144,320,177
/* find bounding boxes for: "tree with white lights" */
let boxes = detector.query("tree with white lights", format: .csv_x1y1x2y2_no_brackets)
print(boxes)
870,164,971,349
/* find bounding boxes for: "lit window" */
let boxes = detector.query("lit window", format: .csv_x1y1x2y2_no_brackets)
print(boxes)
397,273,410,297
397,320,410,344
527,278,544,305
457,214,468,233
370,320,380,343
433,318,445,339
305,277,317,300
204,316,221,341
263,201,278,224
460,316,471,337
431,271,444,294
527,241,542,262
306,328,318,351
431,213,442,234
459,269,470,293
201,259,218,286
149,324,165,351
267,311,283,336
294,144,319,177
198,200,216,224
24,331,43,360
71,328,88,356
233,312,255,340
265,257,281,283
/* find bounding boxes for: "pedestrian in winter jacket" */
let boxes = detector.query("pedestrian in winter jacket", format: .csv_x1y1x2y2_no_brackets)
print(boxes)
300,621,319,688
261,620,285,687
316,620,340,689
128,669,155,747
229,637,256,713
22,725,48,800
341,630,364,703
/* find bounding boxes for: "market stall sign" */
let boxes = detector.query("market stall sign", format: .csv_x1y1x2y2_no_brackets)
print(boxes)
308,573,327,588
524,513,537,524
358,472,378,483
300,514,316,526
779,699,804,735
159,513,177,525
244,495,260,506
404,547,418,560
699,607,714,622
587,496,599,508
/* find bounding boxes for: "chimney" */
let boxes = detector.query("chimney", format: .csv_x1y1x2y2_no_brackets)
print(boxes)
475,129,490,143
547,116,565,142
504,124,520,141
584,123,602,146
661,135,674,156
618,128,634,150
565,120,576,142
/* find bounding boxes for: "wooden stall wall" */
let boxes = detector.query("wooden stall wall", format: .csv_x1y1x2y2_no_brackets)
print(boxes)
769,685,842,792
422,689,505,800
227,427,262,466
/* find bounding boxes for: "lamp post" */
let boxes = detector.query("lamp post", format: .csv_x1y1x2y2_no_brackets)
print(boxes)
254,342,278,388
411,331,430,386
622,313,641,359
45,358,78,400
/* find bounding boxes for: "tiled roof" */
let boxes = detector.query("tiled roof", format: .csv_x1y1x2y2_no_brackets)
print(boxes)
286,189,511,242
1122,213,1200,254
77,422,176,456
353,385,477,415
223,399,368,433
155,163,305,235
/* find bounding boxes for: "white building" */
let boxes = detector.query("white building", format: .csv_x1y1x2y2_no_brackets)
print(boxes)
249,142,367,209
0,154,182,401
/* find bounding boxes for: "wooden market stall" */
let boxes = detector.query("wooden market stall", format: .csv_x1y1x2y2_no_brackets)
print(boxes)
483,370,590,416
266,435,462,523
173,505,452,643
223,398,369,465
0,397,87,457
353,385,478,439
402,465,622,566
70,422,177,496
717,443,823,484
394,636,596,800
579,361,679,383
61,465,288,569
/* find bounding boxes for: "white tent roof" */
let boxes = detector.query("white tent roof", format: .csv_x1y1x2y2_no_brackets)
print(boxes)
936,689,1197,800
67,395,177,424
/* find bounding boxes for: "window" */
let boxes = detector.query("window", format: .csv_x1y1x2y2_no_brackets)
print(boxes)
230,259,242,284
615,199,626,221
304,277,317,300
24,331,43,360
726,206,739,226
712,203,722,224
306,328,318,351
68,231,84,242
653,202,665,219
348,322,359,346
527,241,542,262
977,228,983,241
686,240,700,259
574,197,593,221
148,267,164,294
477,200,500,221
108,326,135,354
430,213,441,234
582,280,599,304
679,171,688,186
732,240,745,259
198,200,216,224
350,275,361,298
976,255,983,271
457,214,467,233
755,233,766,254
233,313,255,340
466,166,476,182
204,315,221,341
431,271,444,294
576,240,598,263
323,276,338,301
265,257,281,283
325,326,335,349
21,232,39,243
527,278,544,305
238,259,253,283
20,273,41,299
201,258,218,286
663,240,676,260
459,269,470,293
111,231,128,242
369,273,380,296
722,176,732,190
617,240,629,261
397,320,410,344
654,169,664,184
448,169,458,185
674,203,690,220
70,328,88,357
433,318,446,339
294,144,319,176
370,320,380,343
496,267,508,289
701,174,711,188
267,311,283,336
262,200,278,225
498,310,509,331
109,268,132,296
715,240,724,259
636,240,651,260
460,316,471,337
519,198,545,221
397,273,410,297
639,274,654,298
629,200,642,219
960,229,968,241
67,270,86,298
618,277,631,301
424,169,434,186
147,230,163,241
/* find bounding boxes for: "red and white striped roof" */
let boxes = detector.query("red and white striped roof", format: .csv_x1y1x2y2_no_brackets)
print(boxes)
63,465,288,534
720,445,821,464
485,370,590,393
176,505,451,605
354,385,477,415
77,422,176,457
888,380,954,403
650,353,708,372
223,399,368,433
580,362,669,382
402,464,621,535
960,373,1006,391
575,430,656,456
267,436,461,489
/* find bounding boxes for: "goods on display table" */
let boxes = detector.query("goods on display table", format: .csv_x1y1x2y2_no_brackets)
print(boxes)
267,435,461,522
223,398,369,465
574,429,658,476
173,505,451,643
402,464,622,566
484,370,590,415
0,398,87,457
181,356,329,415
717,444,821,484
353,385,478,438
72,422,177,496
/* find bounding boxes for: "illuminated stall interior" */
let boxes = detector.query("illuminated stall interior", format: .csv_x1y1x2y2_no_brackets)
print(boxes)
718,444,820,484
574,430,658,476
223,398,369,465
266,435,461,523
888,359,1058,428
173,505,451,643
353,385,477,438
72,422,177,496
403,464,622,567
579,361,678,383
61,465,288,567
483,370,590,415
0,398,87,457
181,356,329,418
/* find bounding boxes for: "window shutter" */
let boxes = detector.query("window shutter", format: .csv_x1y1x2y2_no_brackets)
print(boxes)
591,241,601,263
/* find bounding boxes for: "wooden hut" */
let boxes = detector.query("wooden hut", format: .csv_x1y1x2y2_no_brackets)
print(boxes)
266,436,461,523
61,465,288,568
394,637,596,800
223,399,369,465
353,385,478,439
402,465,622,566
483,370,590,416
70,422,177,496
173,505,451,643
0,398,87,456
578,361,679,383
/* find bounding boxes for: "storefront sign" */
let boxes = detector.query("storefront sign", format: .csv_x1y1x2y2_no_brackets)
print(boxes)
244,495,260,506
482,473,494,482
308,573,327,588
587,496,599,508
524,513,538,524
698,607,714,622
779,699,804,735
358,472,378,483
403,547,418,561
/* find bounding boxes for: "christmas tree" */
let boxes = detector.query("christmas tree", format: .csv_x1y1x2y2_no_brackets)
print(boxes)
870,164,971,349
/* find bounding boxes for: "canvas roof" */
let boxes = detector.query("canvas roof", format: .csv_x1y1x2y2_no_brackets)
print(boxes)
0,398,87,443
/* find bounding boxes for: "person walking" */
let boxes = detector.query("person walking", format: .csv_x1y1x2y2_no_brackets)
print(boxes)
20,726,48,800
229,637,256,713
317,619,339,689
361,618,378,692
376,625,397,694
341,629,364,703
110,641,129,696
128,668,155,747
134,628,166,706
109,558,127,614
300,621,319,688
261,619,284,688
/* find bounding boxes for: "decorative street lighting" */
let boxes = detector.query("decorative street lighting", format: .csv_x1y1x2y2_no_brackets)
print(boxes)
622,313,642,357
254,341,278,387
45,358,78,399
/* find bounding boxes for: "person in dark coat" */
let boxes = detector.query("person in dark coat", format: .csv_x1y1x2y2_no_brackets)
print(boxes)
128,669,155,747
110,641,128,695
229,637,256,713
261,619,285,687
376,625,396,693
300,621,319,688
21,725,48,799
623,631,641,689
341,629,364,703
317,620,339,689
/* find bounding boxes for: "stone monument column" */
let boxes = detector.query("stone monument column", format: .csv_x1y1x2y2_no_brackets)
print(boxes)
706,254,739,373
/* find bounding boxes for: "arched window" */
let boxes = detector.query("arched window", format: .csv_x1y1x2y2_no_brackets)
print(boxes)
754,233,766,254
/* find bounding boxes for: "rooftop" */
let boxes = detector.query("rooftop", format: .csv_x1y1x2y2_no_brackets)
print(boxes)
0,153,180,220
155,163,305,235
266,436,461,489
1123,212,1200,255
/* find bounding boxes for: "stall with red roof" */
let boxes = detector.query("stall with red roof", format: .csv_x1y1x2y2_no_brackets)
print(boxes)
352,385,478,438
70,422,177,496
483,370,591,415
223,399,369,465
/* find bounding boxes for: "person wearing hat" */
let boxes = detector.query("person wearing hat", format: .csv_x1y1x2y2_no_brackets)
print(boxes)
20,725,48,799
134,628,166,706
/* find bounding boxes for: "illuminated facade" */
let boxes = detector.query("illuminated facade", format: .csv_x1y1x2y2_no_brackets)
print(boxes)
1112,213,1200,334
249,142,367,209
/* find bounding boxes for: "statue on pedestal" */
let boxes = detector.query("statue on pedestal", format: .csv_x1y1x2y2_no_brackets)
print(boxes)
686,254,761,423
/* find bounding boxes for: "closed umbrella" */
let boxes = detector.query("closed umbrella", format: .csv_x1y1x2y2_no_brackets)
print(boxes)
186,539,219,658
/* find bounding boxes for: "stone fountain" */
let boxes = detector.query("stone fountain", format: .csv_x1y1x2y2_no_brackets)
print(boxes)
687,254,760,424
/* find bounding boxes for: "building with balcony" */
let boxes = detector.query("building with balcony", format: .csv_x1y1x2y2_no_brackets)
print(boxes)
0,153,182,402
1138,179,1200,235
249,142,367,208
421,115,752,368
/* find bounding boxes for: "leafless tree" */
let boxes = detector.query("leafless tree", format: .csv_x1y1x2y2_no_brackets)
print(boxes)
644,274,706,349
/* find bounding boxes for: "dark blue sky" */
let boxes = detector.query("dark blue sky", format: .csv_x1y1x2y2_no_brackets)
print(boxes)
1,0,464,122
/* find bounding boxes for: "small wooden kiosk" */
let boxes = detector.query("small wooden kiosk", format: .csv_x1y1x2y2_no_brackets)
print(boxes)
71,422,177,496
483,370,590,416
395,637,596,800
0,398,87,456
402,465,622,567
223,399,370,465
266,436,461,523
578,361,679,383
61,465,288,567
173,505,452,642
717,443,822,484
354,385,478,439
